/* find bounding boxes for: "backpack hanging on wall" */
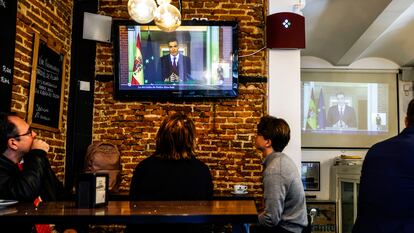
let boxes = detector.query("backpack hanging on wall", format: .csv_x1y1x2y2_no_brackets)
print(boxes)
84,142,121,192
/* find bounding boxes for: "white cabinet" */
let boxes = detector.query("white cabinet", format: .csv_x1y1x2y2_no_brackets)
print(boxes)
330,165,362,233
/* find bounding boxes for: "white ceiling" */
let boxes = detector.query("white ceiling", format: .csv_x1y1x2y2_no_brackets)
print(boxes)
301,0,414,67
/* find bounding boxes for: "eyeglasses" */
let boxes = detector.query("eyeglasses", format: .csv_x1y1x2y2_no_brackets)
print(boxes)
10,127,33,139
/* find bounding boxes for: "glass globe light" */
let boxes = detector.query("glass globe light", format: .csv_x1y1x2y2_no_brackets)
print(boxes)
292,0,306,15
298,0,306,10
156,0,171,5
128,0,157,24
154,3,181,32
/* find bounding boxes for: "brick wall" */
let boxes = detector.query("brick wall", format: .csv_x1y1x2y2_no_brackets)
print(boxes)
95,0,268,194
11,0,73,181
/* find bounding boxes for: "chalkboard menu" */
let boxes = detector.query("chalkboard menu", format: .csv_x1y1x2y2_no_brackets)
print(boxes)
0,0,17,112
28,34,66,132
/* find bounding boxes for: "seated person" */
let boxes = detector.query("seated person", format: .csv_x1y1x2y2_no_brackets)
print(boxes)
127,112,213,233
0,112,76,233
326,92,357,128
251,116,308,233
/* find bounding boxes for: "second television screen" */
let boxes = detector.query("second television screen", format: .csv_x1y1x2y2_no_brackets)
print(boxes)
301,70,399,148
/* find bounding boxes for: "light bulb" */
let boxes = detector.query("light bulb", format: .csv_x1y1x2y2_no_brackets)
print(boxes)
156,0,171,5
292,0,306,15
128,0,157,24
299,0,306,10
154,3,181,32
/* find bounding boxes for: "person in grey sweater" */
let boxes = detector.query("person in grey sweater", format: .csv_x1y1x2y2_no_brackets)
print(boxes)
252,116,308,233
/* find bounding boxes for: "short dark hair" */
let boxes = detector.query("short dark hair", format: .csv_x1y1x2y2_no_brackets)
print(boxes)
154,112,196,160
257,115,290,152
407,98,414,127
336,92,345,97
167,38,178,44
0,112,19,153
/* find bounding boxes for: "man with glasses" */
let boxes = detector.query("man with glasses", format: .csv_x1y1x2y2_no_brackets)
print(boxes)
0,112,76,233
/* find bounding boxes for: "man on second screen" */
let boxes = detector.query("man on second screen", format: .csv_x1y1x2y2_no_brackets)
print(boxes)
159,38,191,83
327,92,357,128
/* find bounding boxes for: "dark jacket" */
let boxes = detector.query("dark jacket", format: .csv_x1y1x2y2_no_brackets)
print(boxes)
130,155,213,201
159,54,191,82
326,105,357,128
353,127,414,233
0,149,64,202
127,155,213,233
0,149,65,233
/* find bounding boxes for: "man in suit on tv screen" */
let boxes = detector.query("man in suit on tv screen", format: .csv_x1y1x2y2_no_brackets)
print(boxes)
159,38,191,83
326,92,357,128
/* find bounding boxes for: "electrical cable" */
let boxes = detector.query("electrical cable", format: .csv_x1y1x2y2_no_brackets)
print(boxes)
239,46,266,58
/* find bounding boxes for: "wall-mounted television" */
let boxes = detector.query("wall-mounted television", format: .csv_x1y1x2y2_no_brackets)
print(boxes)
113,20,238,99
301,69,399,148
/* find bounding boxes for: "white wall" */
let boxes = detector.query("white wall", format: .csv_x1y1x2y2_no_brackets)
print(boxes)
269,0,296,13
268,0,302,171
268,51,302,170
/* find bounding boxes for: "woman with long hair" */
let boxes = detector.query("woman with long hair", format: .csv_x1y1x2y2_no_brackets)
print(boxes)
127,113,213,233
130,112,213,200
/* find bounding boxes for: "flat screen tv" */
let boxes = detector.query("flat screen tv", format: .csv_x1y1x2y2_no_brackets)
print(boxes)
301,69,399,148
113,20,238,99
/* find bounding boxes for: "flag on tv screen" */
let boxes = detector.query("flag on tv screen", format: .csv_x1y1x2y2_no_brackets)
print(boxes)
131,32,143,85
143,33,156,84
306,88,317,129
317,89,326,129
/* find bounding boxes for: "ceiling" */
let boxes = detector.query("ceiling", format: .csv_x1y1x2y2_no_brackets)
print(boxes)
301,0,414,67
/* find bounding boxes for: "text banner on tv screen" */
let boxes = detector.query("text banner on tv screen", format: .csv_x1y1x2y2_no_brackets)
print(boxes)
113,20,238,99
301,69,399,148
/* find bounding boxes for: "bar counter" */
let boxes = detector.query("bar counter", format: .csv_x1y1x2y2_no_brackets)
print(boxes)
0,200,257,232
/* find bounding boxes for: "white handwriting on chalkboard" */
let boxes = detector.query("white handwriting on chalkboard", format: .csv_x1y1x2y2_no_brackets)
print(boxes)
37,67,45,77
0,76,10,84
47,72,58,81
36,87,52,98
44,58,59,73
37,67,59,81
35,104,49,113
0,0,6,8
35,83,60,100
34,111,51,121
37,84,46,90
38,57,45,66
36,86,60,99
2,65,11,74
39,80,57,89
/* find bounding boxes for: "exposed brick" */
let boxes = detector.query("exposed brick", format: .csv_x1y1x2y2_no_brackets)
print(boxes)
90,0,268,195
10,0,74,182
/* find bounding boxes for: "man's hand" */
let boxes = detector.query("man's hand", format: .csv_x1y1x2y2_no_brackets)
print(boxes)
63,229,77,233
31,139,50,152
333,120,348,128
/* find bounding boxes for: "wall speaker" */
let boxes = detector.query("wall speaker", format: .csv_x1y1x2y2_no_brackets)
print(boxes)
83,12,112,43
266,12,305,49
400,67,414,81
